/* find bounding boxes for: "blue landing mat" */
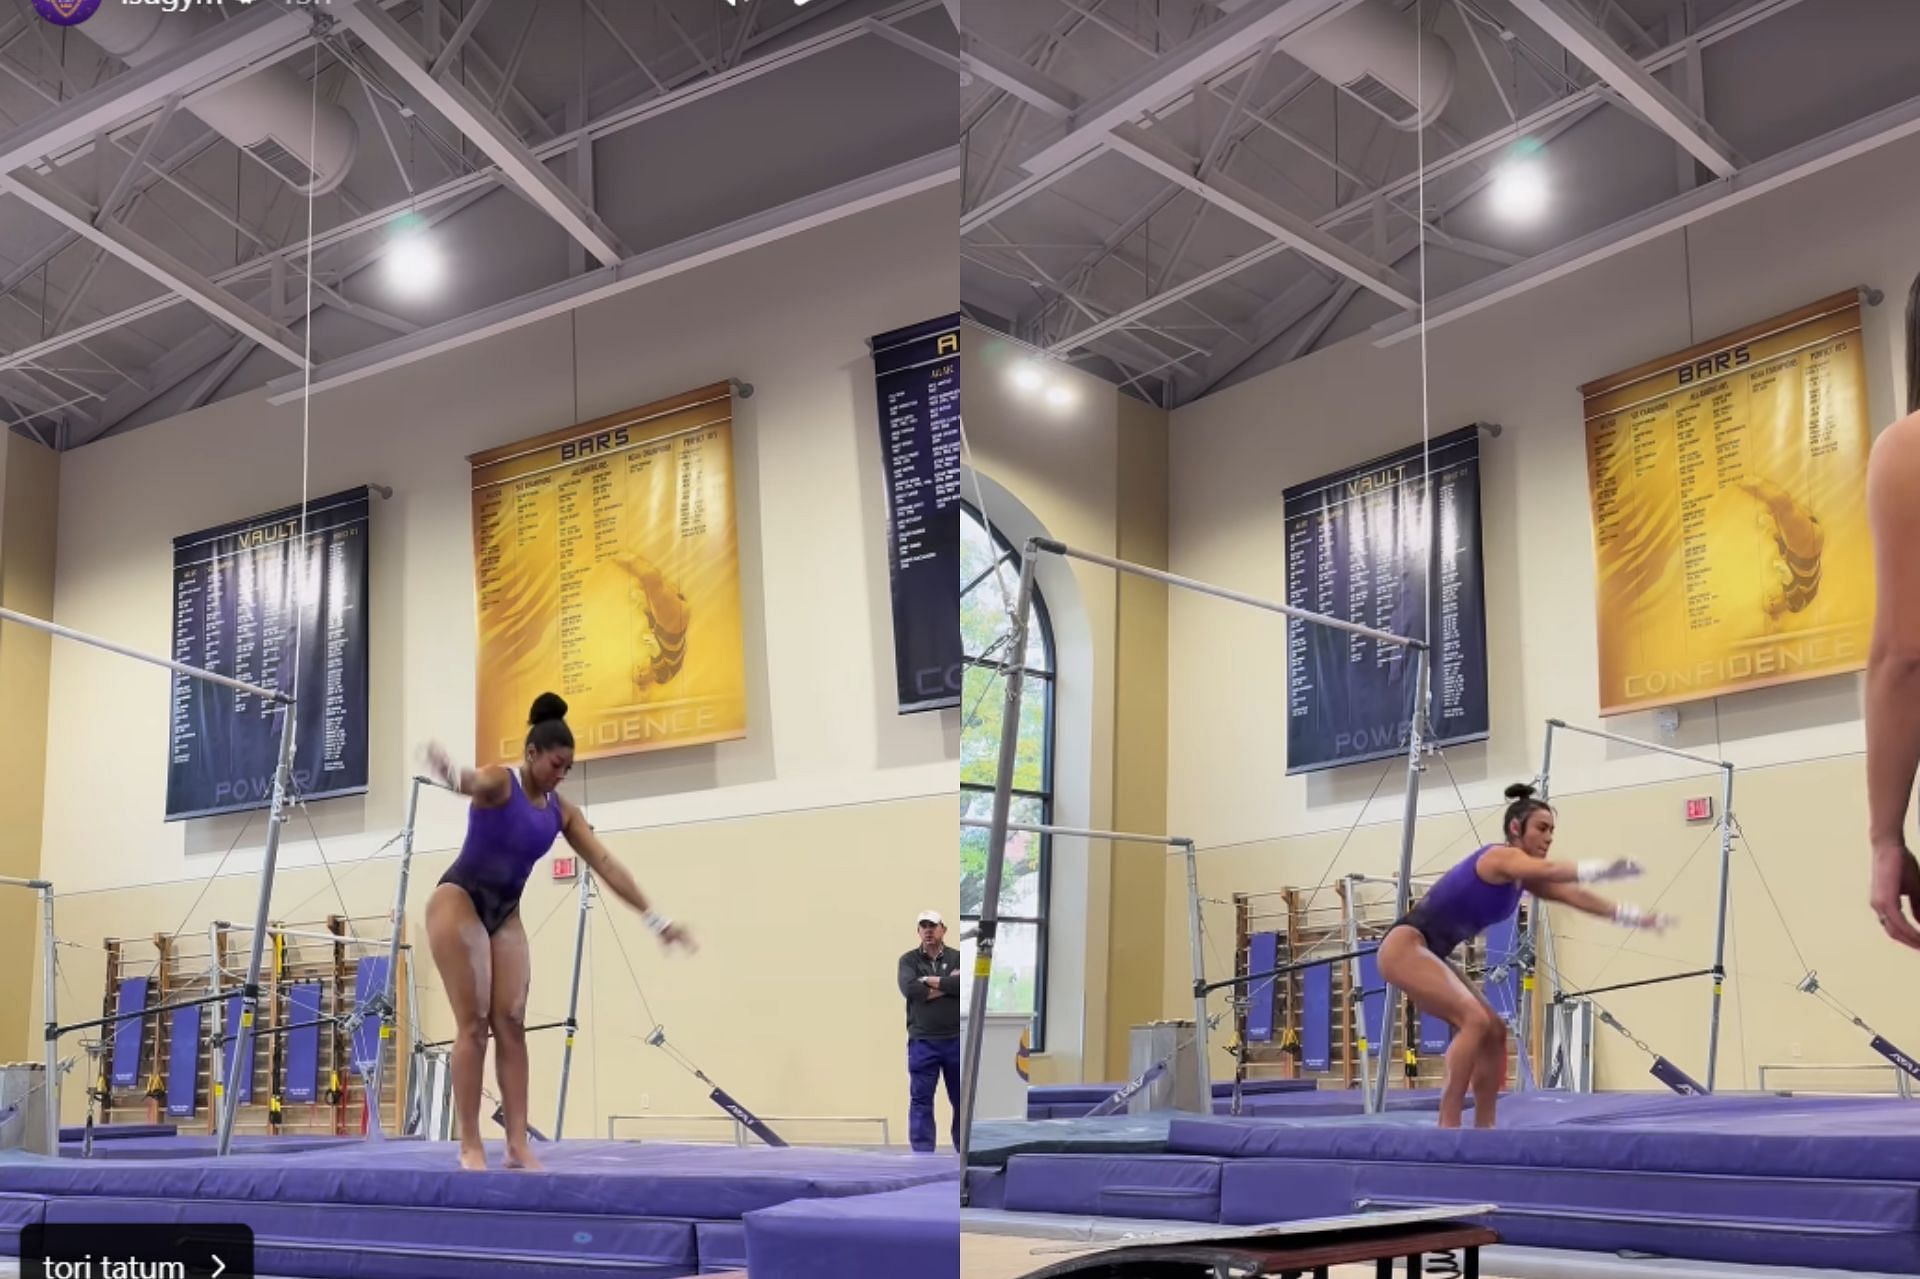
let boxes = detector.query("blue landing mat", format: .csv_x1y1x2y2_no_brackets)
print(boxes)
989,1092,1920,1274
0,1140,960,1279
745,1178,957,1279
56,1124,175,1142
58,1135,362,1160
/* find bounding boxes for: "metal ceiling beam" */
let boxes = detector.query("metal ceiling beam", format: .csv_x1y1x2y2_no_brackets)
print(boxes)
0,0,946,376
339,0,627,268
0,169,305,367
961,35,1079,118
0,2,308,175
1045,238,1297,355
862,19,963,77
427,0,494,80
1506,0,1739,177
1373,87,1920,348
1018,0,1363,179
1105,123,1417,308
263,148,959,403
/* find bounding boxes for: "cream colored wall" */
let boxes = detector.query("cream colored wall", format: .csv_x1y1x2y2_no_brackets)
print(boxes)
29,186,960,1135
960,328,1171,1083
0,434,56,1062
1162,131,1920,1089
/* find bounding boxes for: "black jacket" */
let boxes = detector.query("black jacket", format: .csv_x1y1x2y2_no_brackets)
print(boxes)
899,945,961,1040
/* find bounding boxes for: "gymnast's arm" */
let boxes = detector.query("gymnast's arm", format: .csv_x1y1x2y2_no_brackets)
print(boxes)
1865,412,1920,947
424,741,510,805
558,797,696,951
1526,878,1624,920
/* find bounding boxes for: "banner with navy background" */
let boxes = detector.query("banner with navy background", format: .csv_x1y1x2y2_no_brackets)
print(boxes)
1283,427,1488,773
166,487,371,820
871,314,962,713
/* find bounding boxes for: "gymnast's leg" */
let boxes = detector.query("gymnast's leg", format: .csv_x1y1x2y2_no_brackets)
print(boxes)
1377,926,1501,1129
427,882,493,1170
1467,992,1509,1130
490,910,541,1170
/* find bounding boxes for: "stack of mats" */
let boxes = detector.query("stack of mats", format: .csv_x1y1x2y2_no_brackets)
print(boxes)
57,1134,362,1160
972,1091,1920,1273
1025,1077,1319,1120
0,1138,959,1278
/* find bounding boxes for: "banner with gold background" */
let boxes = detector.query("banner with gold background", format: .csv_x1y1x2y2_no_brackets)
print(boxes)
470,383,747,762
1583,292,1872,715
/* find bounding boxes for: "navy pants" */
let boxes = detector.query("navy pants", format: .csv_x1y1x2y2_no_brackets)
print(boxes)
907,1037,960,1152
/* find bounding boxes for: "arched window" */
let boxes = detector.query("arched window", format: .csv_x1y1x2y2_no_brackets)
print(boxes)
959,503,1054,1046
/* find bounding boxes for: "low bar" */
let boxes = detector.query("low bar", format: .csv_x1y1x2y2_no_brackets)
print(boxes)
0,606,286,703
212,922,397,948
1046,542,1425,651
1545,719,1732,771
1555,968,1715,1003
0,875,51,890
959,817,1193,847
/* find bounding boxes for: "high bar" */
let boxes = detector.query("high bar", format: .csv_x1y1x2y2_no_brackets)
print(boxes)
960,817,1192,848
1546,719,1731,770
0,607,288,703
1033,539,1424,651
0,876,50,891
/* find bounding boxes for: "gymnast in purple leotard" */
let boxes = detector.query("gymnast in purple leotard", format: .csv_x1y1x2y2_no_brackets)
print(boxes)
423,693,696,1172
1378,782,1672,1130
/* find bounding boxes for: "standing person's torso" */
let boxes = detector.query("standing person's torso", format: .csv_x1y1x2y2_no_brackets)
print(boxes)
449,769,565,898
904,945,961,1039
1411,845,1522,957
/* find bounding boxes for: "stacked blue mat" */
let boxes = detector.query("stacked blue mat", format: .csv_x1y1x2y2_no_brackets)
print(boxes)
0,1139,959,1278
975,1091,1920,1273
1025,1077,1318,1120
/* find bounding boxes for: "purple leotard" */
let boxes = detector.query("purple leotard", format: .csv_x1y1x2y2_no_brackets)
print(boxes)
437,769,565,934
1399,845,1522,958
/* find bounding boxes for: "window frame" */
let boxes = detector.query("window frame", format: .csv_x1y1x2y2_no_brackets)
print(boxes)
959,502,1055,1049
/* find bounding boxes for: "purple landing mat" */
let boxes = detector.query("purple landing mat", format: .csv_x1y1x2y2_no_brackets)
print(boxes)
745,1179,957,1279
37,1197,697,1279
970,1116,1173,1167
57,1124,175,1142
1215,1158,1920,1274
0,1193,40,1252
1030,1087,1433,1121
965,1167,1007,1210
1002,1154,1220,1223
0,1140,959,1222
1026,1079,1314,1106
1167,1094,1920,1177
693,1222,745,1275
58,1135,361,1160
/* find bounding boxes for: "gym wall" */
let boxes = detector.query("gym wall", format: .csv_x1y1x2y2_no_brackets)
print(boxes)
1158,130,1920,1090
19,185,959,1139
960,329,1170,1084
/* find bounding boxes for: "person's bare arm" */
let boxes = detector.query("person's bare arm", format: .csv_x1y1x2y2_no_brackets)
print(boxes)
559,797,697,952
1478,846,1639,888
1866,413,1920,948
424,742,510,805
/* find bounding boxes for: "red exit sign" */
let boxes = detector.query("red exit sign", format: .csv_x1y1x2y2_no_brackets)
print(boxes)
553,856,578,881
1685,797,1714,823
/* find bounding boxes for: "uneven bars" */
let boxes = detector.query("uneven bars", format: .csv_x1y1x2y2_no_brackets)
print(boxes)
960,817,1193,847
0,606,287,703
1545,719,1731,771
1040,540,1426,651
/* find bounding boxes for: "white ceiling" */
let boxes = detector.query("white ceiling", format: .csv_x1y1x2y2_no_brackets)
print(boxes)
958,0,1920,406
0,0,960,448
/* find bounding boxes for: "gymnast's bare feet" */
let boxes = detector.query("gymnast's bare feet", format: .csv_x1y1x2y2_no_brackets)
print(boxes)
504,1141,545,1171
458,1142,488,1171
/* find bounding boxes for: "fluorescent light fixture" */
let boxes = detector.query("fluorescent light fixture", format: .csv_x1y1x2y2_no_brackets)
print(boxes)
1011,363,1044,392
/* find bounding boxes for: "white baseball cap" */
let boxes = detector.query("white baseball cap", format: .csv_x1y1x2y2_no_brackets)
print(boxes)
916,910,945,927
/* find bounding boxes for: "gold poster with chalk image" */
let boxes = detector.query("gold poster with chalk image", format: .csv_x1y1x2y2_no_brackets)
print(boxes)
1582,292,1873,715
470,383,747,763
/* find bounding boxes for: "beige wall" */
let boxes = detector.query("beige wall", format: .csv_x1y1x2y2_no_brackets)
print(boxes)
0,434,57,1061
1159,130,1920,1089
960,328,1169,1082
28,186,959,1136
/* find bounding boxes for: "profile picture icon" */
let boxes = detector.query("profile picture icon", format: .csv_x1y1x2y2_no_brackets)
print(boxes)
31,0,101,25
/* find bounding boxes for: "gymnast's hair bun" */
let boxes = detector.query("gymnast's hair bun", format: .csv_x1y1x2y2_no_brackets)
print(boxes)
1504,782,1537,802
529,692,570,725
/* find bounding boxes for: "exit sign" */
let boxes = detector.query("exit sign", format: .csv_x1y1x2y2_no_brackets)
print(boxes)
553,856,578,881
1685,797,1714,823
